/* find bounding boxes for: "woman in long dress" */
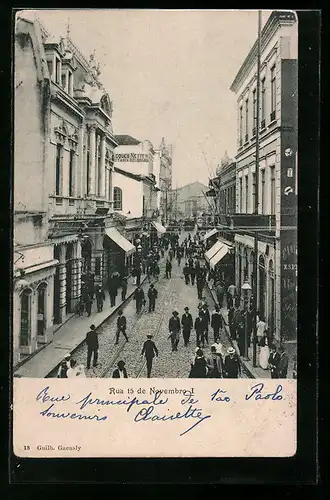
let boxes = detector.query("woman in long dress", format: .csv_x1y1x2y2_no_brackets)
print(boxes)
259,335,270,369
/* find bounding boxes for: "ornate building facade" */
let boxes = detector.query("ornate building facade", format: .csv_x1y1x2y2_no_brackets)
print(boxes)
13,15,136,366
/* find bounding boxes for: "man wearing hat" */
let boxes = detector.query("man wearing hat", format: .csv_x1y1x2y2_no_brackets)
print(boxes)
141,335,159,378
57,353,71,378
112,360,128,378
147,283,158,312
181,307,193,347
224,346,241,378
168,311,181,351
86,324,99,370
206,344,224,378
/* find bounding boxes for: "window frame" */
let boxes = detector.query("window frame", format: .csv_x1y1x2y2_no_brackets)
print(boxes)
55,143,63,196
113,186,123,211
270,65,276,115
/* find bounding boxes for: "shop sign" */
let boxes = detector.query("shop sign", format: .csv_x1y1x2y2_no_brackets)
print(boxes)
114,153,151,162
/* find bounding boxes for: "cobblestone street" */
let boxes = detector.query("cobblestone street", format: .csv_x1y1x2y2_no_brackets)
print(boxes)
48,242,248,379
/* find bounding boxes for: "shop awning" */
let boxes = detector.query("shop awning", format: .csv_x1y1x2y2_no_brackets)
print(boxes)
203,228,218,241
209,244,230,269
104,227,136,256
152,221,166,234
205,240,223,262
205,240,232,269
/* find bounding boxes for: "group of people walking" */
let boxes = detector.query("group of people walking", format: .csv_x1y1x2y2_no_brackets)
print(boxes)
189,345,241,379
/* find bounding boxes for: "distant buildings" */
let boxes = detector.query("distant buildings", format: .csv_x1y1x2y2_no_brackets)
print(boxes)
156,138,172,224
168,181,210,221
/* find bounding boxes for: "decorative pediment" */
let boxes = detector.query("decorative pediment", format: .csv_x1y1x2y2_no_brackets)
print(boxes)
54,120,68,144
68,127,79,150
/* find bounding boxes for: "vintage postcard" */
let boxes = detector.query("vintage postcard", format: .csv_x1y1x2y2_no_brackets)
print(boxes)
13,8,298,458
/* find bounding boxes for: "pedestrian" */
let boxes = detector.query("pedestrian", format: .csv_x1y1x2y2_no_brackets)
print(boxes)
57,353,71,378
108,276,118,307
86,324,99,369
259,334,270,369
95,284,105,312
135,265,142,286
154,263,160,281
78,295,85,316
190,264,196,286
256,315,268,345
268,344,280,378
168,311,181,351
211,304,223,342
165,258,172,279
183,262,190,284
227,282,237,309
181,306,193,346
196,274,205,300
115,309,128,344
85,295,93,317
133,286,145,314
141,334,159,378
121,276,128,301
147,283,158,312
224,347,241,378
194,310,207,348
200,304,210,345
206,344,224,378
189,348,207,378
168,248,173,261
177,251,182,267
277,344,289,378
216,282,225,308
112,360,128,378
67,359,86,378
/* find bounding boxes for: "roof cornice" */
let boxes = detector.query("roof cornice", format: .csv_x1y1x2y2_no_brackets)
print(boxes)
230,11,297,93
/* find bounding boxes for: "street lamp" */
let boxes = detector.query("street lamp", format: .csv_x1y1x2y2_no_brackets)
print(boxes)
241,280,252,361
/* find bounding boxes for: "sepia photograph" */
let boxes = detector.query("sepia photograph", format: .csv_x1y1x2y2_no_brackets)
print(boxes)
13,8,298,382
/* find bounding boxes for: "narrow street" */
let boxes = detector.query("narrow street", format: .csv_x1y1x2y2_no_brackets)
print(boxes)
48,233,248,379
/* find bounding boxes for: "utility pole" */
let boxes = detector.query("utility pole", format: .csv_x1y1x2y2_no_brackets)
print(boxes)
252,10,262,368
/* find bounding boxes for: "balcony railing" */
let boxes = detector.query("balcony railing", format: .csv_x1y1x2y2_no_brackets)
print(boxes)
217,213,276,232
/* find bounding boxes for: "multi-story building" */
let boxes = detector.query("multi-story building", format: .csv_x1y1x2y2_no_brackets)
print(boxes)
13,15,136,366
229,10,298,343
156,138,172,224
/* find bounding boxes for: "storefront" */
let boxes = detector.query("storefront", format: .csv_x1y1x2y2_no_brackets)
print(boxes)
103,227,136,279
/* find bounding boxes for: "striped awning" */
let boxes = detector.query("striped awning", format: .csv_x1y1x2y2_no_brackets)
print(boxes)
104,227,136,256
203,228,218,241
152,221,166,234
205,240,231,269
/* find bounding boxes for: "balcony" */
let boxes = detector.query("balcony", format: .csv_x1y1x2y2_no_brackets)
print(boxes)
270,110,276,122
261,118,266,129
217,213,276,232
244,134,248,143
239,138,243,147
252,127,256,137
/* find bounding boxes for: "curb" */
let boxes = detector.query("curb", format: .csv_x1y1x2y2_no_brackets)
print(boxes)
46,274,149,377
207,283,256,379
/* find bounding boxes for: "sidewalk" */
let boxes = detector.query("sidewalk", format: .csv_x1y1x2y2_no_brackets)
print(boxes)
14,273,148,378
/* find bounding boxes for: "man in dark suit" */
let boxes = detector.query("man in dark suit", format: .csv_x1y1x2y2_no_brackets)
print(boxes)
277,345,289,378
181,306,193,346
86,324,98,369
211,304,223,342
141,334,159,378
147,283,158,312
115,310,128,344
194,311,207,348
268,344,280,378
112,360,128,378
134,286,145,313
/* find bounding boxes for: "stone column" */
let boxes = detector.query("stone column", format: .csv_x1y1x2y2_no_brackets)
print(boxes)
78,121,85,198
58,245,67,324
108,162,113,212
89,125,96,195
100,134,106,197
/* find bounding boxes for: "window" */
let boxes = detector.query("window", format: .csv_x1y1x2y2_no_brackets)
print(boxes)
239,106,243,146
142,195,146,215
245,175,249,213
245,99,249,141
20,289,32,347
252,89,257,135
47,60,53,79
261,169,266,214
97,138,101,196
270,166,276,214
270,65,276,119
68,71,73,96
37,284,47,336
55,144,63,196
261,78,266,126
69,150,74,197
86,131,90,196
61,72,66,89
252,172,256,213
55,57,61,85
113,187,122,211
239,177,243,212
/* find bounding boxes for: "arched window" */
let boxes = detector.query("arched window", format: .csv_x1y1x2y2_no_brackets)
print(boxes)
20,288,32,347
113,187,122,211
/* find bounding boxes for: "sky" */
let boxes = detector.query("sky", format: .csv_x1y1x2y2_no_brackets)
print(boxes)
19,9,272,188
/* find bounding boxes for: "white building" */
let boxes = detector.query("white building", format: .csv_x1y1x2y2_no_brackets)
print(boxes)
230,11,298,343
